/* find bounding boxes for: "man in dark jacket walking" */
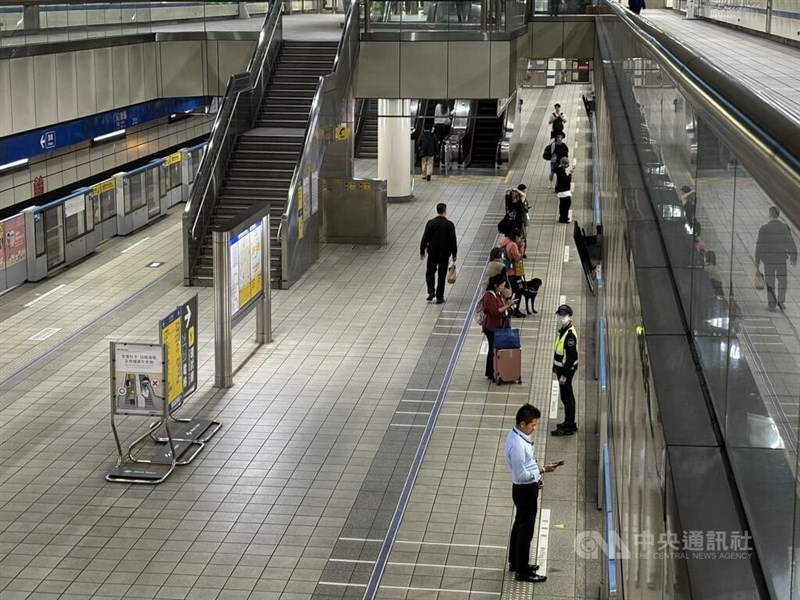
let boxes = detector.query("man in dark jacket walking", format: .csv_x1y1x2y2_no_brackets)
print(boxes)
420,203,458,304
417,129,438,181
756,206,797,311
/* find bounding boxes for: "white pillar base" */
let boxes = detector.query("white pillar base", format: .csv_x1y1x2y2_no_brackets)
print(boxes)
377,99,413,201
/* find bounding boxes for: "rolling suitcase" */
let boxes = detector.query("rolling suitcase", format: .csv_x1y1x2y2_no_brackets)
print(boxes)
494,348,522,385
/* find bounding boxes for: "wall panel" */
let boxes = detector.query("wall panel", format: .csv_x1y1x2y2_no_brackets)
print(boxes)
75,50,98,118
354,42,400,98
489,41,511,98
160,41,204,97
10,57,36,133
33,55,58,127
0,61,12,137
447,42,490,98
94,47,114,113
399,42,448,99
55,52,78,123
111,45,131,108
128,43,146,105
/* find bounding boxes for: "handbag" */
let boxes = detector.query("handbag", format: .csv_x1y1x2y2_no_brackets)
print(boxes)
447,263,457,284
754,270,765,290
494,327,521,349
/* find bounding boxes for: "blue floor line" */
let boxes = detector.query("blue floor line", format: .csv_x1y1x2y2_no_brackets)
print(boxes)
362,237,498,600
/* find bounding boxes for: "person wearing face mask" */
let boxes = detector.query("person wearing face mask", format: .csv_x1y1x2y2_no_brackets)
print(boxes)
551,304,579,436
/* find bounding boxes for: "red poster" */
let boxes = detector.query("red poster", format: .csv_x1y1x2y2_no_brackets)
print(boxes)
33,176,45,197
2,215,26,268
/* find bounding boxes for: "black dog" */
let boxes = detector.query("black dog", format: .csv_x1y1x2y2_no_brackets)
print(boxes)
519,278,542,314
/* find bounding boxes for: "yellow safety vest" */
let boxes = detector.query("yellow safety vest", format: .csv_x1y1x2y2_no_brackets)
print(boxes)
553,325,578,368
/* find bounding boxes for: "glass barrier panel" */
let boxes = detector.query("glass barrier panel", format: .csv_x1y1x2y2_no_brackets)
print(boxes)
34,214,45,257
145,168,159,217
85,195,95,232
44,205,64,269
65,196,86,243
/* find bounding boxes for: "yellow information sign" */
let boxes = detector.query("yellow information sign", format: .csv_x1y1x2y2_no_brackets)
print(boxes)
92,178,115,195
165,152,182,166
297,186,305,240
335,125,349,140
160,312,183,405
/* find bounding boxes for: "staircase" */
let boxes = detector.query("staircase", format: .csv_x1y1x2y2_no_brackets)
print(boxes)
191,40,338,287
356,99,378,159
468,100,504,169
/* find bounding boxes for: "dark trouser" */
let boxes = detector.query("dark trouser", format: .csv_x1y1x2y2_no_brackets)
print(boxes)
433,123,451,144
763,262,788,308
483,328,495,378
509,482,540,575
426,255,449,301
558,371,576,428
558,195,572,222
630,6,642,14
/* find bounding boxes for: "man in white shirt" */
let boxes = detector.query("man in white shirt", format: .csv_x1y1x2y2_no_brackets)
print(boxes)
505,404,560,583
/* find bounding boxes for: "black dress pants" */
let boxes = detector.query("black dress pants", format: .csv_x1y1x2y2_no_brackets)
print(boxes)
509,482,540,575
559,371,576,428
426,255,449,301
483,328,495,378
558,195,572,222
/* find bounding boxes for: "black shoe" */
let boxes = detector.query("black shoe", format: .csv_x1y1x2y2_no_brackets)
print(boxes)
436,299,446,304
515,573,547,583
556,422,566,430
426,175,431,181
509,564,539,572
551,427,575,436
511,309,526,318
426,294,435,302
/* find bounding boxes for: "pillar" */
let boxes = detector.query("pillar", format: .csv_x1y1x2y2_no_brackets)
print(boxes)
377,99,413,202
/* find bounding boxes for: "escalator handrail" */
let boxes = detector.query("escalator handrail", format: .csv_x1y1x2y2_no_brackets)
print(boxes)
280,0,361,230
185,1,283,243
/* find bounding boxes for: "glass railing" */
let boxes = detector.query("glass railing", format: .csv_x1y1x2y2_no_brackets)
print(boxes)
363,0,528,33
0,2,267,48
599,1,800,597
531,0,597,15
183,1,284,284
279,0,361,286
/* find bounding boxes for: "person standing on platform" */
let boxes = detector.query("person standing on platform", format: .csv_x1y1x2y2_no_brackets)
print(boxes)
481,274,516,380
554,156,575,223
420,202,458,304
417,128,438,181
755,206,797,312
505,403,559,583
551,304,579,436
548,132,569,183
548,103,567,141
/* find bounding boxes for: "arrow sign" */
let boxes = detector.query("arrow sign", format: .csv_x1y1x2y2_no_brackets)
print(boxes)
184,303,191,329
40,134,46,149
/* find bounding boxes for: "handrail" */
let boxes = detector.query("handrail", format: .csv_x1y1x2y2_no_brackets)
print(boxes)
281,0,360,228
603,0,800,228
183,0,284,282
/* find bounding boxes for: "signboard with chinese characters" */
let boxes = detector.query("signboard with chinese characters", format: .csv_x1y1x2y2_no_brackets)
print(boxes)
229,221,264,319
1,215,26,268
158,295,198,412
110,342,166,416
297,185,305,240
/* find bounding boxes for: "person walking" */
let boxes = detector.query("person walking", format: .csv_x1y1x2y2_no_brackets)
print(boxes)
548,132,569,183
417,128,438,181
548,103,567,141
755,206,797,312
505,403,560,583
554,156,575,223
481,274,516,380
433,101,452,144
420,202,458,304
628,0,646,14
551,304,579,436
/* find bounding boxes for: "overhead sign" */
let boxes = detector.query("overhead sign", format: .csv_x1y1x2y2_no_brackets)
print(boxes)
0,96,206,164
158,295,198,412
110,342,166,416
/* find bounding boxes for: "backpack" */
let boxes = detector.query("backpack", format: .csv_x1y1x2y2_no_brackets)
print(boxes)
552,114,564,132
474,292,490,327
501,247,514,271
542,143,553,161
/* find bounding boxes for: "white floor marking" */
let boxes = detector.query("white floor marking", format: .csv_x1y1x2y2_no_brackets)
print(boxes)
23,284,66,308
480,340,489,355
560,294,566,305
337,538,505,549
535,508,552,576
28,327,61,341
563,246,570,262
391,423,508,432
550,380,560,419
318,583,499,595
328,558,502,571
397,411,512,419
431,332,460,336
120,236,151,253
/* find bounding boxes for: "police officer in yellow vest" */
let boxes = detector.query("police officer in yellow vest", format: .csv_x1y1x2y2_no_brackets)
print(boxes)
551,304,578,436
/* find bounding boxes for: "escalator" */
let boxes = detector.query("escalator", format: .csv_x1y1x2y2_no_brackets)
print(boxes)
466,100,503,169
356,99,378,159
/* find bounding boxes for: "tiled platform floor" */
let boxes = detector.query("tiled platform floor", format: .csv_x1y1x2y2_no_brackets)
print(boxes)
0,86,601,600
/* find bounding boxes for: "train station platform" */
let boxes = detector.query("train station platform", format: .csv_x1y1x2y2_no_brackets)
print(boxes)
0,85,601,600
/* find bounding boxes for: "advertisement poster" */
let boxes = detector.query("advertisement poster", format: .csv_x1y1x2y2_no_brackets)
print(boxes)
229,221,264,318
2,215,26,268
159,308,183,410
111,342,165,415
297,186,305,240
